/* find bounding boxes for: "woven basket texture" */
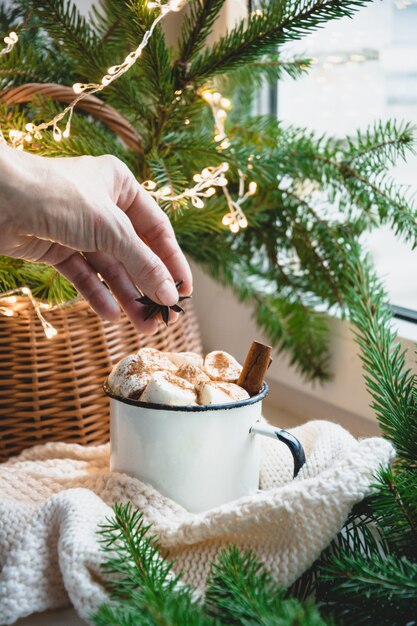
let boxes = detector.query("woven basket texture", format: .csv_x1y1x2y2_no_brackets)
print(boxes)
0,83,202,461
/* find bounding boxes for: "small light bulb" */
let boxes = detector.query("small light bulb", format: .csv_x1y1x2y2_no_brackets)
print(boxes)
221,162,229,172
222,214,232,226
72,83,83,94
125,52,137,64
107,65,119,75
101,76,111,86
63,126,71,139
184,118,190,125
4,31,18,45
216,176,228,187
219,139,231,150
238,216,248,228
201,168,212,179
143,180,157,190
159,185,171,197
202,91,213,102
25,123,35,132
229,222,240,233
169,0,184,11
205,187,216,197
248,181,258,195
53,126,62,141
217,109,227,120
6,296,17,303
220,98,232,109
0,307,14,317
9,129,23,140
45,326,58,339
21,287,30,295
191,196,204,208
212,92,221,104
193,174,203,183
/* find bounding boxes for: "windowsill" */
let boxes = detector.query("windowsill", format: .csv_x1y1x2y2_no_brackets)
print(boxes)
190,261,415,438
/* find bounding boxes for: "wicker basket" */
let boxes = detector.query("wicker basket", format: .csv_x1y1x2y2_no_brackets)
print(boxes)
0,84,202,461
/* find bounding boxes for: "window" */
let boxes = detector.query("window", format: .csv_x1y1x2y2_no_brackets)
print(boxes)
276,0,417,311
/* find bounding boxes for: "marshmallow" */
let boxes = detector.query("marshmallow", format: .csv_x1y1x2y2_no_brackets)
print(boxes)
199,382,249,406
166,351,204,369
140,371,197,406
136,347,177,374
204,351,242,382
108,354,149,398
176,363,210,386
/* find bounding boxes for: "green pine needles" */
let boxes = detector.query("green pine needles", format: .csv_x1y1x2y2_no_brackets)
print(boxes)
92,502,327,626
1,0,416,380
292,248,417,625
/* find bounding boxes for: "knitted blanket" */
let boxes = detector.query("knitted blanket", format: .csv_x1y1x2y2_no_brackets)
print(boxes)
0,420,394,625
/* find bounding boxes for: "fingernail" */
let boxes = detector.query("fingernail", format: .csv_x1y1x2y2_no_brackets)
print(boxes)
155,279,178,306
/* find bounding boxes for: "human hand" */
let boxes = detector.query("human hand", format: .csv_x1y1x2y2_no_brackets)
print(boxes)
0,145,192,334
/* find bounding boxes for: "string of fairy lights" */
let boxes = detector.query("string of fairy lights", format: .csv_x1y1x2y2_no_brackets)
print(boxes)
0,0,258,336
0,0,411,335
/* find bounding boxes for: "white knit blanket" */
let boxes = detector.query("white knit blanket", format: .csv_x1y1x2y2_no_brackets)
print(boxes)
0,420,394,625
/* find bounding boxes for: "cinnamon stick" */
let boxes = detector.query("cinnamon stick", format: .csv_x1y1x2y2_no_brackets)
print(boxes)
237,341,272,396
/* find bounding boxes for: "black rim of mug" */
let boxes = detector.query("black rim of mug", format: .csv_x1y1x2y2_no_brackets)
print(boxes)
103,380,269,412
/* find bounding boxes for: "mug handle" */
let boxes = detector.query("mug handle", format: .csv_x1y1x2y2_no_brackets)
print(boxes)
249,421,306,478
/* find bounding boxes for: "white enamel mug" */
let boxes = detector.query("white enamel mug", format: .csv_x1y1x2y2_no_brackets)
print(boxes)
105,382,305,513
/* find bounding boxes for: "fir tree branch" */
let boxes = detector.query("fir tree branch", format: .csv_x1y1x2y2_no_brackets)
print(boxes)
186,0,373,82
344,248,417,465
344,120,416,172
93,502,215,626
177,0,226,65
371,466,417,559
27,0,106,81
205,546,327,625
94,503,328,626
319,550,417,625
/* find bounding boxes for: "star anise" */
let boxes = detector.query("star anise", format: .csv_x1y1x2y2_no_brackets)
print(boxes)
135,280,192,326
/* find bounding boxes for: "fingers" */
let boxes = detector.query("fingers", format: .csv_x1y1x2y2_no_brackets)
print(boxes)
85,251,181,334
100,206,182,307
115,167,193,297
55,252,121,322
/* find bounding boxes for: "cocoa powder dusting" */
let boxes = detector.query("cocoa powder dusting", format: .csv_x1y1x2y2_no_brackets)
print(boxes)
163,371,194,390
212,352,230,370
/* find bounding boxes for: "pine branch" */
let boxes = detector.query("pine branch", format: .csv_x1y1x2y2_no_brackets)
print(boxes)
27,0,106,82
186,0,373,82
93,503,327,626
205,546,327,625
319,550,417,625
344,249,417,465
177,0,226,64
224,54,312,89
344,120,416,173
93,502,215,626
370,466,417,559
